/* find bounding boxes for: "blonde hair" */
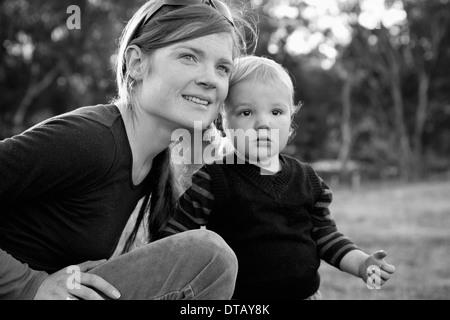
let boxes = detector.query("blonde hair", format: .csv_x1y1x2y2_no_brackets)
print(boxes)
220,55,301,139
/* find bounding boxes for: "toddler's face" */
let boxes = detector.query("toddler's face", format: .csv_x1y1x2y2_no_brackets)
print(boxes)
225,78,292,163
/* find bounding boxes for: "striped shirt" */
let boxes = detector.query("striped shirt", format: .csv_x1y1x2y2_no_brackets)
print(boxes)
163,154,360,298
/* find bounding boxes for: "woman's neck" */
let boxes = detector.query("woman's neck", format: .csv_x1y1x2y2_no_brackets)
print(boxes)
117,102,173,185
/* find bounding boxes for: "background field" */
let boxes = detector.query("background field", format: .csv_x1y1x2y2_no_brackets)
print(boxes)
115,176,450,300
317,177,450,300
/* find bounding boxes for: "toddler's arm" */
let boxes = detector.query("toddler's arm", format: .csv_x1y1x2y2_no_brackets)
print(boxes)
307,167,395,287
308,170,360,266
161,166,214,237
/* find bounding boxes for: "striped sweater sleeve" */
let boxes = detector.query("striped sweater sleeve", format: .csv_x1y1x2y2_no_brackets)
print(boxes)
310,174,361,269
162,166,214,235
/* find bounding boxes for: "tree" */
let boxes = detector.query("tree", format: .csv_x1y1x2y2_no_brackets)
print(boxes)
251,0,450,181
404,0,450,178
0,0,143,138
343,0,450,180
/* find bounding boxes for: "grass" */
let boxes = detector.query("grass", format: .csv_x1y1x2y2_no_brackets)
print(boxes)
317,179,450,300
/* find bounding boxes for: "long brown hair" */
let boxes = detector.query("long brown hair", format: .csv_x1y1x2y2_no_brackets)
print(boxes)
115,2,257,252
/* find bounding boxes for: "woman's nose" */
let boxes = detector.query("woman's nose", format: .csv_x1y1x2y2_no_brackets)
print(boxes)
195,66,218,90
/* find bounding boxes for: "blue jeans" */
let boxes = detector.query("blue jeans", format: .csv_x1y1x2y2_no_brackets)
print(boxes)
89,229,238,300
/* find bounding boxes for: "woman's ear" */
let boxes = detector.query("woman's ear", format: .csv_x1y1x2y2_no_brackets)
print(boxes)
126,45,146,81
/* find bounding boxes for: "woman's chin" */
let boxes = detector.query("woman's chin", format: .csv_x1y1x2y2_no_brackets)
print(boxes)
171,119,210,131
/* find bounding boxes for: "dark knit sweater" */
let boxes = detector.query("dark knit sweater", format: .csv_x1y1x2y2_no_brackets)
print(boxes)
0,104,153,299
164,154,360,299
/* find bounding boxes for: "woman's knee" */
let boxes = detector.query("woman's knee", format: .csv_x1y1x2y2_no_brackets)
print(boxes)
179,229,238,273
91,229,237,299
178,229,238,299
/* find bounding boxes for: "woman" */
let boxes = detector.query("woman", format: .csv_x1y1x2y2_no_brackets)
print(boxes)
0,0,256,300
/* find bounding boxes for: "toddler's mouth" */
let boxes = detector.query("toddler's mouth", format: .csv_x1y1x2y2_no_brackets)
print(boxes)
257,137,271,142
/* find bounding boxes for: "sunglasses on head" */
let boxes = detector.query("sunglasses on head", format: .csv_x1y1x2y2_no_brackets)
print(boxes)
140,0,235,28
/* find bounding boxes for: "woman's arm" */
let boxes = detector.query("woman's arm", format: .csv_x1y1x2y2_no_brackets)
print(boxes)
0,116,113,203
0,113,117,299
0,248,48,300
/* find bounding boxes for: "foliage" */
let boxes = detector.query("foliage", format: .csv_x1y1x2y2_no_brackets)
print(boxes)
250,0,450,180
0,0,143,136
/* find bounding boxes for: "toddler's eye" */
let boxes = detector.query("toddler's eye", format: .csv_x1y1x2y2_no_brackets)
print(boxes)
239,110,252,117
272,110,283,116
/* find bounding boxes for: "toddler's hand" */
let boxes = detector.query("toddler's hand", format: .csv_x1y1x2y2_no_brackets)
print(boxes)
358,250,396,287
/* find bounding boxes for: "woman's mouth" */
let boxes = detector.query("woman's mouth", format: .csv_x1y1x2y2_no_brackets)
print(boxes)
183,95,210,106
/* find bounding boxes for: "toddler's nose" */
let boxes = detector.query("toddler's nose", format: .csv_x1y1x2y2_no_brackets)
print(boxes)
255,115,271,130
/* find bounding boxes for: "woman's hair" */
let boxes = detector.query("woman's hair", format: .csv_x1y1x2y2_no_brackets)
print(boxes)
220,55,301,139
116,1,258,251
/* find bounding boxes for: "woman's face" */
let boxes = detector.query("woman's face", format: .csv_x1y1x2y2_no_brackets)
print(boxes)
137,32,234,131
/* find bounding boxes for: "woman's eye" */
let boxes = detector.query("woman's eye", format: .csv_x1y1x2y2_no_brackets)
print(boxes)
181,54,196,62
217,65,231,76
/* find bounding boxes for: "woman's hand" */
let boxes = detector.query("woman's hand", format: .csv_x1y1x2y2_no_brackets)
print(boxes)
358,250,396,287
33,259,121,300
